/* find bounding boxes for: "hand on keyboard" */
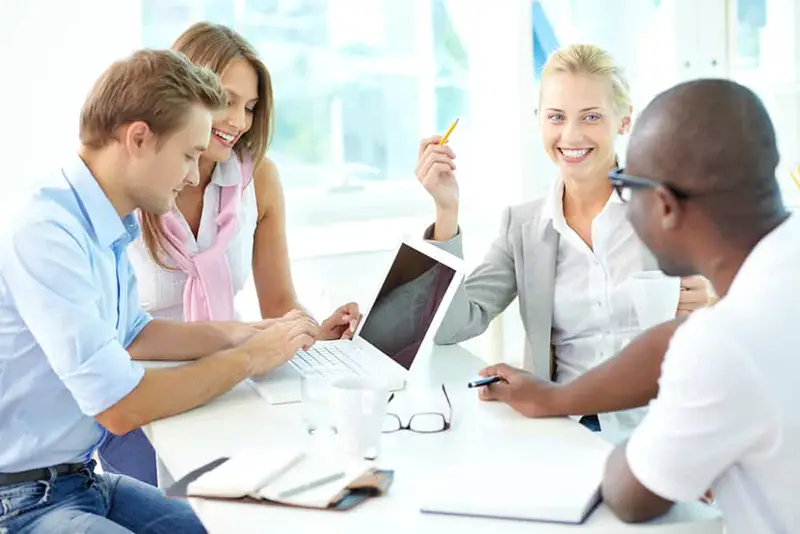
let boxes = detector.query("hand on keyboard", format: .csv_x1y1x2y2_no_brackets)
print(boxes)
318,302,361,340
242,310,319,376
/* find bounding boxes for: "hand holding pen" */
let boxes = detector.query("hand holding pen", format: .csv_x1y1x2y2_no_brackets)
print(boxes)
469,363,558,418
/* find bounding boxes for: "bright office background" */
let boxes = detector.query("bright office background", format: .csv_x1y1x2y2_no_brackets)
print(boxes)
1,0,798,363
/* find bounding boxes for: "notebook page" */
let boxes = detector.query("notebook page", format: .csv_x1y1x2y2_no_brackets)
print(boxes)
258,455,372,508
187,448,305,499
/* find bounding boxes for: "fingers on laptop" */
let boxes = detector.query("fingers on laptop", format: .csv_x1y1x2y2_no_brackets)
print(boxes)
287,320,317,351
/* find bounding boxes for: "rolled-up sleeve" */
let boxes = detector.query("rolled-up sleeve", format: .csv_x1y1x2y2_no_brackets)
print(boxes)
2,221,144,416
123,263,152,348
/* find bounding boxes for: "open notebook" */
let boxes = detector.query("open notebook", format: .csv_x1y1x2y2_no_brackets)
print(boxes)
420,442,610,524
167,448,393,511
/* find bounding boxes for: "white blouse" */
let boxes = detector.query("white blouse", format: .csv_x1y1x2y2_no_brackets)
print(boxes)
129,155,259,321
540,177,651,442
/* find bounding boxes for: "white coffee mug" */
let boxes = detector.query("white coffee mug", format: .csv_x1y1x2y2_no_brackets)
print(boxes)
629,271,681,330
329,376,389,460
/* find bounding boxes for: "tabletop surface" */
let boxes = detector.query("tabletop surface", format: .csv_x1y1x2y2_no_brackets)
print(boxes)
144,345,722,534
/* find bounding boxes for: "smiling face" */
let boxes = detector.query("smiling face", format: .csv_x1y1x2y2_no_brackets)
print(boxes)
127,104,213,215
539,71,629,184
203,58,259,162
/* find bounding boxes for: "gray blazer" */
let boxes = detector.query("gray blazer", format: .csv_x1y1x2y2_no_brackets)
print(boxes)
427,199,657,381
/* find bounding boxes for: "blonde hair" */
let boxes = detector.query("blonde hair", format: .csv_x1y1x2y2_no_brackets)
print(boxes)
540,44,631,115
80,49,227,149
141,22,275,270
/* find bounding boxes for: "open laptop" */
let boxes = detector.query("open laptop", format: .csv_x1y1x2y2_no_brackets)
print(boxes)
248,237,465,404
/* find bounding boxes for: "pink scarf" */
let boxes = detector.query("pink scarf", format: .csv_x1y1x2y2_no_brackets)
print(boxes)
158,154,254,322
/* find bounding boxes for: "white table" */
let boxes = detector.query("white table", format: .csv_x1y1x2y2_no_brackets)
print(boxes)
144,345,722,534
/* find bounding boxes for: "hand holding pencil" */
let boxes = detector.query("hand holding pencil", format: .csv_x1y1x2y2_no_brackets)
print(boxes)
415,119,460,212
415,119,460,241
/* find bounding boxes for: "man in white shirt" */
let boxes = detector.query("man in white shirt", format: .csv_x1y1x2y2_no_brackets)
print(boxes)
478,79,799,533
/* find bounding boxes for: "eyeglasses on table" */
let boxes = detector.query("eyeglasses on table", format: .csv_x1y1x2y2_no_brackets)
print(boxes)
382,384,451,434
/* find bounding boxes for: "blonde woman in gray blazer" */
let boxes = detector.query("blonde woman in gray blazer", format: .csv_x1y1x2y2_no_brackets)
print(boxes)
417,44,709,437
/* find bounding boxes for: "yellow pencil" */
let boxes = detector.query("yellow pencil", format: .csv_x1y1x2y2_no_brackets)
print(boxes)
439,118,459,145
792,165,800,190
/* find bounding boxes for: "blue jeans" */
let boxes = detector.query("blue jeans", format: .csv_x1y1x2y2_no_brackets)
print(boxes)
98,429,158,486
0,461,205,534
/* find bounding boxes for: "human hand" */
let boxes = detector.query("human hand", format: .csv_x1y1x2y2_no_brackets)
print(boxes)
677,275,710,317
242,309,318,375
416,136,459,213
318,302,361,340
476,363,558,418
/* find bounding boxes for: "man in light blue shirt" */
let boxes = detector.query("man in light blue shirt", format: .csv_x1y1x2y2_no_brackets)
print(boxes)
0,50,316,533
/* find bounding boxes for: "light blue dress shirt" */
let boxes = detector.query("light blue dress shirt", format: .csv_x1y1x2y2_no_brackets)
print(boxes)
0,155,151,473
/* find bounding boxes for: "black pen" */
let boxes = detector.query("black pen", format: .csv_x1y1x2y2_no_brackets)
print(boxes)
467,376,504,388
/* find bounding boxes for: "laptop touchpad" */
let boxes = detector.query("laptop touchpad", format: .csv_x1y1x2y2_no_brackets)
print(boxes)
248,363,302,405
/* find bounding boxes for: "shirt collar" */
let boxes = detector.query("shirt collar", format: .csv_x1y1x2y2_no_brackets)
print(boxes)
211,152,243,187
62,154,140,249
729,214,798,295
538,176,625,235
539,177,565,235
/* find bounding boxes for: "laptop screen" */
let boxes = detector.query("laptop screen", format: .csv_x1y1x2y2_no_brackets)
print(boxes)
358,243,456,370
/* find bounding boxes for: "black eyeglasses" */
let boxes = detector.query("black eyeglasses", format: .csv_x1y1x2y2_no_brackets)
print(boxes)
382,384,452,434
608,167,692,202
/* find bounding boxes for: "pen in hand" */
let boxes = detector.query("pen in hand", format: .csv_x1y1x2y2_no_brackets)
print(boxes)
467,376,505,388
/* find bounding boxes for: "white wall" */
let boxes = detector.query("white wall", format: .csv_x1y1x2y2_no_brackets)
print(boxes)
0,1,143,193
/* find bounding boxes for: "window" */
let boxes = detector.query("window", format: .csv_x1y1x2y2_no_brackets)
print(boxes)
141,0,471,228
728,0,800,206
531,0,680,189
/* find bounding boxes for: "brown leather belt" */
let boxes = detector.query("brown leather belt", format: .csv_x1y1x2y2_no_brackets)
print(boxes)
0,463,87,486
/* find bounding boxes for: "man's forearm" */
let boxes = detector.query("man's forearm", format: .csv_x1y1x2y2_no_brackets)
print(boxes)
603,442,674,523
97,348,253,434
548,319,685,416
127,320,246,361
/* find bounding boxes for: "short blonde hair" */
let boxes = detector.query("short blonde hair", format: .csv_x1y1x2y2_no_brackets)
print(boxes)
80,49,227,149
540,44,631,115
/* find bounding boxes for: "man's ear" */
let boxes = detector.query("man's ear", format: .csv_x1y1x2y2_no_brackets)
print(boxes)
654,187,682,231
122,121,152,157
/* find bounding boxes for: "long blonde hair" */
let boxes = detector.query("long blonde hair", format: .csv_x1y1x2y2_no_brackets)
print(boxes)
540,44,631,115
141,22,275,269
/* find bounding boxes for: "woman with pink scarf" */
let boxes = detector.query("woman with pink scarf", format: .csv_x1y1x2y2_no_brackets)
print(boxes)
98,23,359,486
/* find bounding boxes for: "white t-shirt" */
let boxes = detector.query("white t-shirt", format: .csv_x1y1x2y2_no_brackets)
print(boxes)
626,214,800,534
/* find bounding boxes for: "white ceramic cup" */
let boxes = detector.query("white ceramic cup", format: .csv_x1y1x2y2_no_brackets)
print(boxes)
629,270,681,330
329,376,389,460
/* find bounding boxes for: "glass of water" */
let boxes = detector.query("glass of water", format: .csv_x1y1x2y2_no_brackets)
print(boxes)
300,372,338,437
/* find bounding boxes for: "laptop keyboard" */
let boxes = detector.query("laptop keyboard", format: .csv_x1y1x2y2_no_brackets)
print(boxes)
289,343,373,377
